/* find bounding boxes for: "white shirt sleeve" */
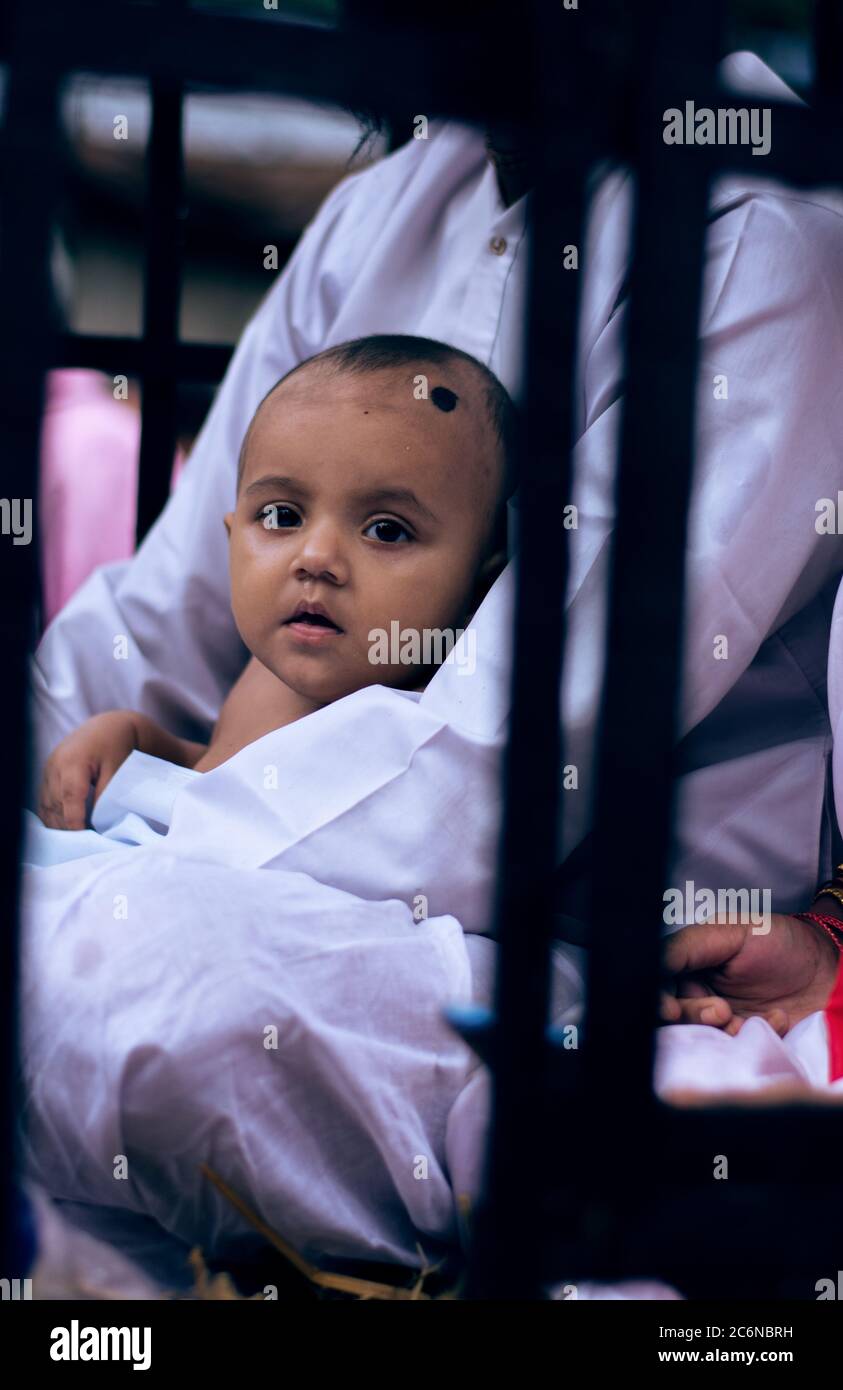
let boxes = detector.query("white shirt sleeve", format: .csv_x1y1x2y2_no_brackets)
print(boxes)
567,182,843,737
682,183,843,731
554,180,843,882
30,165,369,780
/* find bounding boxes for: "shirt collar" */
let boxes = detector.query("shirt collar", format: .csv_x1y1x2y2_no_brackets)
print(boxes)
485,155,529,235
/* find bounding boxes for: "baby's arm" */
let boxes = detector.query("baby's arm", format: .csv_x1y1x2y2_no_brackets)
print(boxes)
38,711,207,830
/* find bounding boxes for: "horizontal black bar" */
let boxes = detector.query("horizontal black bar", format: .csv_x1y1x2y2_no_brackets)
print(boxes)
542,1184,843,1294
54,333,233,382
6,4,843,193
563,1097,843,1185
540,1098,843,1290
8,1,536,130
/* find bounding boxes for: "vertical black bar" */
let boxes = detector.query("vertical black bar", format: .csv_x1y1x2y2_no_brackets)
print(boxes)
136,6,186,543
813,0,843,106
0,30,63,1271
464,2,592,1300
582,0,723,1199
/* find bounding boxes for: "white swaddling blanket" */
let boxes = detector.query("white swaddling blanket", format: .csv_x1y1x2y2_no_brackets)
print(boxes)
19,726,841,1289
20,571,522,1280
20,741,485,1278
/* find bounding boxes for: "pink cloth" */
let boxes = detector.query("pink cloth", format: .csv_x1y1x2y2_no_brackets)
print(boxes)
38,370,184,628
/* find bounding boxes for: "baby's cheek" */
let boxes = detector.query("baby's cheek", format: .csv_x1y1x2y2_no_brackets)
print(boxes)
391,560,463,620
415,577,476,633
228,584,266,655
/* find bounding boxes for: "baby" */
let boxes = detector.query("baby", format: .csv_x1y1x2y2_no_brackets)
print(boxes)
38,334,518,829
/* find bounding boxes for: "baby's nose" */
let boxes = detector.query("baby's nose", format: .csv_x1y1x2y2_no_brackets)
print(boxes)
292,520,348,579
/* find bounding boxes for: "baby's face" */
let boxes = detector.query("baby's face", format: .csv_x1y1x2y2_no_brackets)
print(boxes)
225,362,502,706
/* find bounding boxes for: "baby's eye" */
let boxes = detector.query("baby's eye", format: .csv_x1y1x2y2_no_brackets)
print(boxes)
363,518,413,544
260,504,300,530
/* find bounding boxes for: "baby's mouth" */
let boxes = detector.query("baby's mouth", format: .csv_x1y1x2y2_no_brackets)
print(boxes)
283,603,344,637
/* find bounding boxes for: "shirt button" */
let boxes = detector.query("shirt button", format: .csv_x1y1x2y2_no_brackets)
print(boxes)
489,236,507,256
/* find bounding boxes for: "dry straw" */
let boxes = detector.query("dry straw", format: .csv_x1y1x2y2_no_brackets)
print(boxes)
199,1162,466,1300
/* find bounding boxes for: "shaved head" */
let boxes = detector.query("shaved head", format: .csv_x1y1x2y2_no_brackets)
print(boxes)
237,334,519,525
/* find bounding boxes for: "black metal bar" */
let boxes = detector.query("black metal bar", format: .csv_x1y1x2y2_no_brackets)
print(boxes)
546,0,723,1284
54,333,233,383
10,4,843,185
541,1102,843,1296
462,0,597,1302
136,31,187,543
0,44,63,1273
812,0,843,107
9,2,843,194
12,1,525,129
584,0,721,1128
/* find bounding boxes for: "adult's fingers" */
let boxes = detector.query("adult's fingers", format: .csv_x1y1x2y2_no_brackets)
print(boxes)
675,977,710,1000
659,993,734,1029
663,922,746,978
659,992,681,1022
661,1000,789,1038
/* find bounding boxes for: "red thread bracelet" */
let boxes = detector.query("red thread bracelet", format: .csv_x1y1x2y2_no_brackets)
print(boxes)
793,911,843,953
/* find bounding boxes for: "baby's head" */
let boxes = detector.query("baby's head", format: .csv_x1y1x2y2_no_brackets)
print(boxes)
225,334,517,706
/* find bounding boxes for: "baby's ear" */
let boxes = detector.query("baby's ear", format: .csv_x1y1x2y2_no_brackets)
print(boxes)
478,545,508,594
223,511,234,538
463,546,508,625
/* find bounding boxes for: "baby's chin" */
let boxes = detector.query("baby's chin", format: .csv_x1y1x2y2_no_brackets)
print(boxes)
276,657,430,707
272,655,375,707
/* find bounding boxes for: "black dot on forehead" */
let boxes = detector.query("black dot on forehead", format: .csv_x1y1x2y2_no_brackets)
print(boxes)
431,385,458,412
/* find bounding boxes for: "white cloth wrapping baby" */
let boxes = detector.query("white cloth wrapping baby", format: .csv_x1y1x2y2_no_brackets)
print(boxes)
20,567,843,1286
20,844,481,1277
19,572,542,1279
18,611,843,1287
20,749,488,1276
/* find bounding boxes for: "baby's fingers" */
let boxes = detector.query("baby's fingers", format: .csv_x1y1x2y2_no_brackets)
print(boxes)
38,768,68,828
37,793,62,829
55,767,92,830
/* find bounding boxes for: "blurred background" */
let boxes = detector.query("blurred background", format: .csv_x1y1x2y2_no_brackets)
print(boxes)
0,0,816,624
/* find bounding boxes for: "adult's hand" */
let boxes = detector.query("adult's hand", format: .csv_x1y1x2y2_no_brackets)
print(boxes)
661,913,841,1036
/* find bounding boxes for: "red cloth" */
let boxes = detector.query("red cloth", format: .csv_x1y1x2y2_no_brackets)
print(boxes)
826,958,843,1082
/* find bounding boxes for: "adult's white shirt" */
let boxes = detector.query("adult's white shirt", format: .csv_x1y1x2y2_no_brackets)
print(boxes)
31,50,843,913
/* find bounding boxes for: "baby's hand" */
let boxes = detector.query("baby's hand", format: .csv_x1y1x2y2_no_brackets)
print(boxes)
38,712,138,830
